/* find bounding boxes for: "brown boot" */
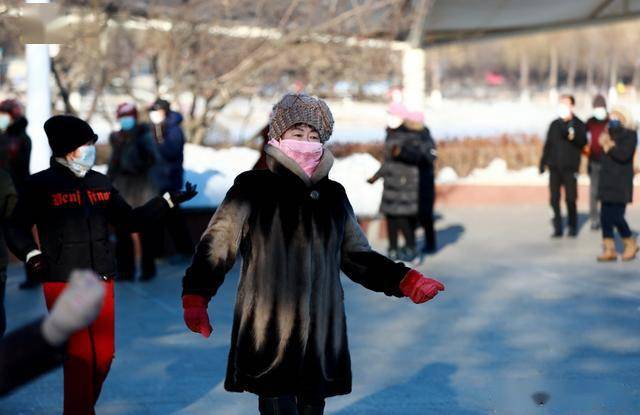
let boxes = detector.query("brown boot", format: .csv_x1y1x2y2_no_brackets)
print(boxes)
622,237,639,261
597,238,617,262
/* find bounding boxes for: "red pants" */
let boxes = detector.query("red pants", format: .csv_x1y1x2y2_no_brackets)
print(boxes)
43,280,115,415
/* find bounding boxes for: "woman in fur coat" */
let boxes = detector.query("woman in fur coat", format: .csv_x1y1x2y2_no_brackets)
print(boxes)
181,93,445,415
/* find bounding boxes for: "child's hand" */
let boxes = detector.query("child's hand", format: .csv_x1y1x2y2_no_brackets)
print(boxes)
399,269,445,304
182,294,213,338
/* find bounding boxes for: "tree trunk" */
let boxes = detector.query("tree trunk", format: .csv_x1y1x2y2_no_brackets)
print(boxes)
519,51,529,99
548,46,558,91
566,51,577,90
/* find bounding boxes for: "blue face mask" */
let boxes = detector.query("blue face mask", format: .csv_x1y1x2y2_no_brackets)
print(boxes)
66,144,96,177
0,114,10,131
119,116,136,131
609,119,622,129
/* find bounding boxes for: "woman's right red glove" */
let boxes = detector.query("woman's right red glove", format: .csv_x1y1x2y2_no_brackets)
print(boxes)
400,269,445,304
182,294,213,338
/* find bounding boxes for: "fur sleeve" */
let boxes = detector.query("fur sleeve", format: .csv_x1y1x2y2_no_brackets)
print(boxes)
182,178,250,298
340,193,408,297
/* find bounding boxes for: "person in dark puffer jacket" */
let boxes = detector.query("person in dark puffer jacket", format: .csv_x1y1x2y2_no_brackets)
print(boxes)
369,103,421,261
5,114,197,415
596,107,638,262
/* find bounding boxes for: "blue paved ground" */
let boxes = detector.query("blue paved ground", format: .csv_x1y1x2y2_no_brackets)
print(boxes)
1,206,639,414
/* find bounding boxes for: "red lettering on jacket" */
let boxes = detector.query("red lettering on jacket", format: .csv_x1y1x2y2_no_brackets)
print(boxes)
50,190,111,207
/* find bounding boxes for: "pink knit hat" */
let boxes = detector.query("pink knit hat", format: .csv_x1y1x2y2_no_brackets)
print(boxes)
405,110,424,124
388,102,408,119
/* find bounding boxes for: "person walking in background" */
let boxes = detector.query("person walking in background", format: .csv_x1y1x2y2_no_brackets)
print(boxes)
540,94,588,238
586,94,608,230
368,103,420,261
108,103,160,281
181,93,444,415
0,99,34,290
4,114,197,414
0,99,31,192
596,107,638,262
148,98,194,261
391,109,438,254
0,169,16,337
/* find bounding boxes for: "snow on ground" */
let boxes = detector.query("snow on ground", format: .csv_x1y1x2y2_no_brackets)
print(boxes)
181,144,260,209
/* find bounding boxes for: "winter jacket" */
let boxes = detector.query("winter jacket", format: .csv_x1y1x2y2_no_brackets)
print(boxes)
540,116,588,173
0,170,17,270
150,111,185,192
0,318,64,397
391,126,437,216
5,159,171,282
586,117,608,162
373,127,421,216
598,127,638,204
183,145,410,399
0,117,32,191
108,123,159,207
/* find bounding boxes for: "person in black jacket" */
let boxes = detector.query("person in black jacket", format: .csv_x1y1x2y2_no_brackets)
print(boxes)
0,99,35,290
0,169,17,337
540,94,588,237
0,99,31,192
4,115,197,415
0,270,104,397
596,107,638,262
108,103,160,281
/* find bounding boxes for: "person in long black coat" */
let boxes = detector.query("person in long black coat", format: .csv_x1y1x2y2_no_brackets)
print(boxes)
108,103,160,281
540,94,588,237
181,94,445,415
596,107,638,262
0,169,17,337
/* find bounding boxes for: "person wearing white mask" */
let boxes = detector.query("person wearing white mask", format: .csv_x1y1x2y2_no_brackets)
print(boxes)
585,94,609,230
4,115,198,414
540,94,588,238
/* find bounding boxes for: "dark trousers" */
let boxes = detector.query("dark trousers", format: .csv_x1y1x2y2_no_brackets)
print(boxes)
259,395,325,415
549,169,578,232
114,228,156,279
601,202,632,239
152,207,193,257
386,215,417,251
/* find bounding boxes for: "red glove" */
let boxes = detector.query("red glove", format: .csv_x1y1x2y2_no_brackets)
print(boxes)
400,269,445,304
182,295,213,338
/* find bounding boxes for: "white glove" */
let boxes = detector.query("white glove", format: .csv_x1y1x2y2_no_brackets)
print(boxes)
41,270,106,346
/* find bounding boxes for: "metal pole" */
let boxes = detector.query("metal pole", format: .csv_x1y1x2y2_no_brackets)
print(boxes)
25,0,52,174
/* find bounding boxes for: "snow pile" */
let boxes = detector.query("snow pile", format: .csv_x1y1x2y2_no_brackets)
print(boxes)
182,144,260,208
330,153,383,217
459,159,547,186
436,166,459,184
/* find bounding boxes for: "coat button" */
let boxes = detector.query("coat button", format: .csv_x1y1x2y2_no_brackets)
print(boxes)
310,190,320,200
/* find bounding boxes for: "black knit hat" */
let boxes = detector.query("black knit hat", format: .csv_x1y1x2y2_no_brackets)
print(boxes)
592,94,607,108
44,115,98,157
149,98,170,112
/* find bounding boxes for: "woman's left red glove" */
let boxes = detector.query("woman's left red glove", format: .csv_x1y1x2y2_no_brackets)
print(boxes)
182,294,213,338
400,269,445,304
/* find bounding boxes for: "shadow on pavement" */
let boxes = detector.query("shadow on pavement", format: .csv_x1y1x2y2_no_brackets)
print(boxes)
334,363,483,415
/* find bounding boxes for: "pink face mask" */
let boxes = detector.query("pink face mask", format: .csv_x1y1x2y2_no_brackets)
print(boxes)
268,139,324,177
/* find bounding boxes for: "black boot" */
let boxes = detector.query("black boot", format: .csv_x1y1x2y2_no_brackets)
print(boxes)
258,396,298,415
551,217,563,238
297,396,325,415
298,401,324,415
399,246,417,262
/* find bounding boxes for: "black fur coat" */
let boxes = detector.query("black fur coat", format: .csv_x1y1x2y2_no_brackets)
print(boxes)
183,144,410,398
